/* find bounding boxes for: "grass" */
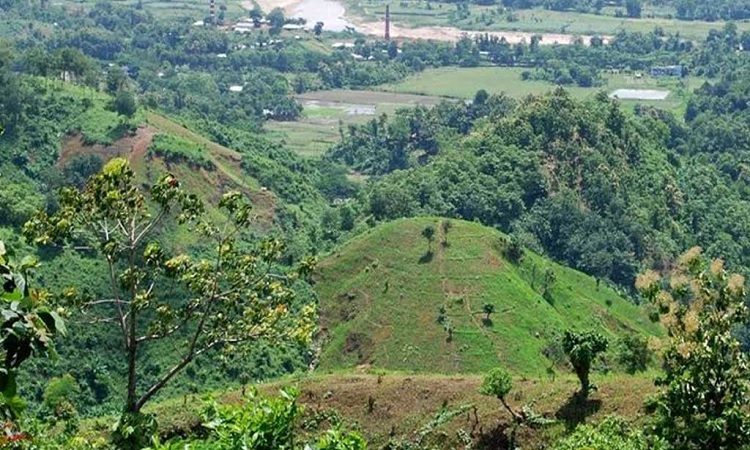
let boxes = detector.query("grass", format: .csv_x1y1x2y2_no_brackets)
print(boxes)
265,120,343,158
104,370,659,449
149,133,214,170
377,66,704,115
379,66,592,99
57,0,248,21
266,90,448,158
347,0,750,41
145,111,278,228
314,217,661,377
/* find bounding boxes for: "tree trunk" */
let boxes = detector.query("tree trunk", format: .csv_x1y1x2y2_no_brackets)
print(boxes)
126,315,138,413
500,397,523,423
576,363,590,396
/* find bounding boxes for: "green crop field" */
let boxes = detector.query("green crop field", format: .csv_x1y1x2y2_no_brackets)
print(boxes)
271,67,702,158
56,0,248,21
314,217,660,376
267,90,449,158
377,66,703,114
347,0,750,41
378,66,591,99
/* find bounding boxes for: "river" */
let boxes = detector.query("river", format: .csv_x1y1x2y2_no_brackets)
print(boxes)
243,0,604,44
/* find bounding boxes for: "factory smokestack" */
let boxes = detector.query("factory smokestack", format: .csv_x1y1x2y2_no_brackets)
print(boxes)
385,4,390,40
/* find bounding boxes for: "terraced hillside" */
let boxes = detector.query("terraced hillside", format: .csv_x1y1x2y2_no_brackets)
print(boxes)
315,217,660,376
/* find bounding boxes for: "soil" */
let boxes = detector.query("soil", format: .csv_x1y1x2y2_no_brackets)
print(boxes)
58,126,155,168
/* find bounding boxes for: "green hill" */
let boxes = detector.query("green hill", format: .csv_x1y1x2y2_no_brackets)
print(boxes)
314,217,660,376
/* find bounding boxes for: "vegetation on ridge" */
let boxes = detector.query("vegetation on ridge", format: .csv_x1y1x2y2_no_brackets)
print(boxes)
314,217,659,375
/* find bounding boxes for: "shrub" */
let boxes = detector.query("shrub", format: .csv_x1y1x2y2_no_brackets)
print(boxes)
616,334,650,374
504,235,524,263
562,330,608,396
148,134,214,170
201,388,301,450
551,416,668,450
315,426,367,450
479,367,521,422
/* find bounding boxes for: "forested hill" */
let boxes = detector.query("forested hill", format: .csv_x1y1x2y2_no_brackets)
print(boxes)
328,85,750,291
0,74,328,416
314,217,660,375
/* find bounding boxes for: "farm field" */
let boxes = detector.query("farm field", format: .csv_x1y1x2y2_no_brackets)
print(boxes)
266,89,448,158
271,67,703,158
378,66,703,114
56,0,248,20
347,0,750,41
379,66,592,99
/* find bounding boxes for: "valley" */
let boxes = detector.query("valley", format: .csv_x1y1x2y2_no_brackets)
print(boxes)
0,0,750,449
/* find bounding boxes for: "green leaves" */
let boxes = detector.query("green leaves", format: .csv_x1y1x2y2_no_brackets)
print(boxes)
552,416,668,450
479,367,513,400
562,329,608,395
0,242,65,421
23,158,317,428
563,330,608,368
200,388,301,450
640,248,750,450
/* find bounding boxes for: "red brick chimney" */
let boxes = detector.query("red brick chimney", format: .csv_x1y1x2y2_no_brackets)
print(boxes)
385,4,390,40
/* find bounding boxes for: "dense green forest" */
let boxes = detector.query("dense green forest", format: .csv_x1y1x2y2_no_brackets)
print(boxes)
2,0,750,447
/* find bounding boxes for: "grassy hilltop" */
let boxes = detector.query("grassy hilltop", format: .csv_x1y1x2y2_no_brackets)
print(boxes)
315,217,660,376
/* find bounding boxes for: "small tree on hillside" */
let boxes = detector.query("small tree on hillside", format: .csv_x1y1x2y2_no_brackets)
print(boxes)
440,219,452,246
637,247,750,450
479,367,522,423
313,21,324,36
24,159,316,449
562,330,608,397
114,89,137,118
482,302,495,321
421,225,435,252
504,235,524,263
615,334,650,374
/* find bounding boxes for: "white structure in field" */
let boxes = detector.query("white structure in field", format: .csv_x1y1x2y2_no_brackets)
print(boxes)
609,89,670,100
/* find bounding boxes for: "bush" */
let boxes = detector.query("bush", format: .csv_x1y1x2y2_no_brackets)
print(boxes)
504,235,524,263
315,426,367,450
616,334,651,374
551,416,668,450
200,388,301,450
148,134,214,170
43,374,80,420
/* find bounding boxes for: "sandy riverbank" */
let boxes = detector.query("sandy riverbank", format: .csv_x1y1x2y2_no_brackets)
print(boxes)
241,0,604,43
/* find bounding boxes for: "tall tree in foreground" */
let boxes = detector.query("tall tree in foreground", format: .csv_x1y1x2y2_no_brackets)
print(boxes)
562,330,607,397
24,158,316,449
637,247,750,450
